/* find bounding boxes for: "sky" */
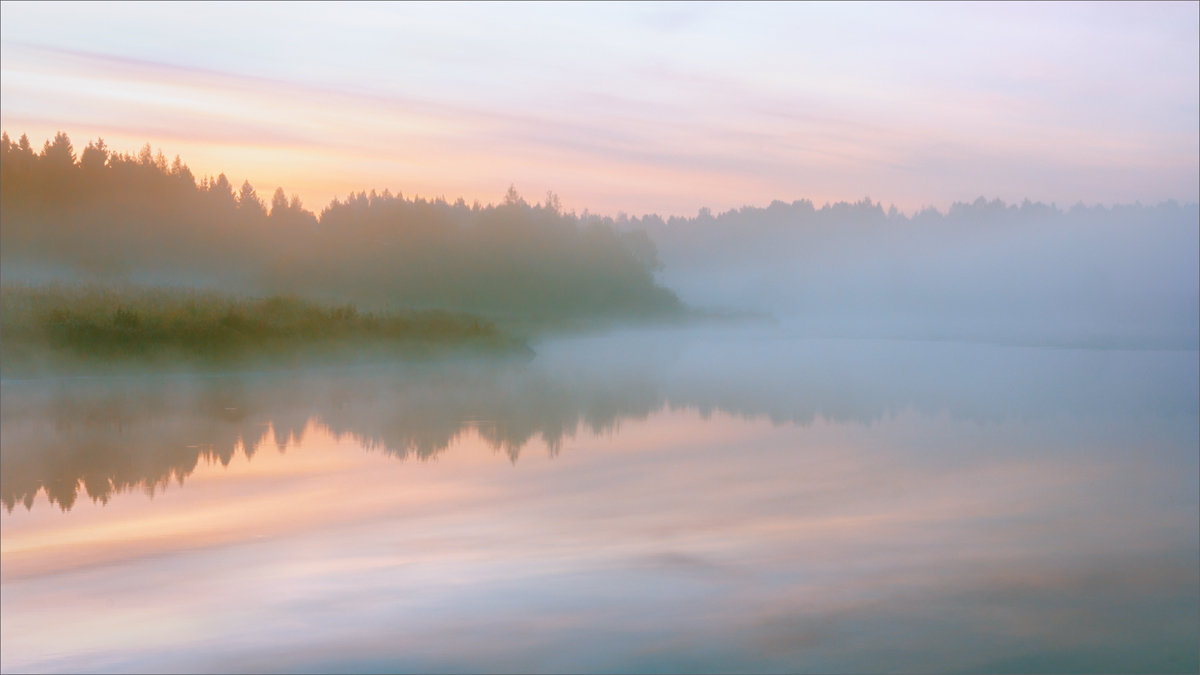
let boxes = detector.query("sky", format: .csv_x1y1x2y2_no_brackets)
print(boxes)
1,1,1197,216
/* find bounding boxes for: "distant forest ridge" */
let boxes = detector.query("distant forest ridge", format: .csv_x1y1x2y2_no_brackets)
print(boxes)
630,184,1198,348
0,131,681,320
3,131,1198,346
5,132,1196,221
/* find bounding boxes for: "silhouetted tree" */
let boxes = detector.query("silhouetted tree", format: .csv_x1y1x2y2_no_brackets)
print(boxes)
237,180,264,214
41,131,75,169
209,173,235,203
270,187,289,216
504,184,523,206
80,138,108,173
0,130,682,320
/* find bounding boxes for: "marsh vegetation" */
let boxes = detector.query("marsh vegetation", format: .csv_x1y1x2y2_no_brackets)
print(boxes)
0,284,529,375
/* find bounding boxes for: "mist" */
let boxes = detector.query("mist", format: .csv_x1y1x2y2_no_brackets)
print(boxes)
0,132,680,327
4,2,1199,670
5,131,1197,359
2,129,1197,675
5,325,1195,513
4,322,1196,674
629,198,1199,348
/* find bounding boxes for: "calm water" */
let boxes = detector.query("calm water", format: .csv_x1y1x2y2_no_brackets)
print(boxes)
2,325,1197,673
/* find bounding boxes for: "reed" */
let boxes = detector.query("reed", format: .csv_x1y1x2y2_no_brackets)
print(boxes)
1,283,530,374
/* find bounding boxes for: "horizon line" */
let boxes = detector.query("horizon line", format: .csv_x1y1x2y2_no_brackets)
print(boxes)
4,128,1198,222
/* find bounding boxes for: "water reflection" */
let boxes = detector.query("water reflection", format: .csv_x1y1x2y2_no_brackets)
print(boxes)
3,327,1197,512
2,327,1197,673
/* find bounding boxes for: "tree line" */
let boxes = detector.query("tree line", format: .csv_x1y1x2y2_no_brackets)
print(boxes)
626,194,1199,346
0,132,682,321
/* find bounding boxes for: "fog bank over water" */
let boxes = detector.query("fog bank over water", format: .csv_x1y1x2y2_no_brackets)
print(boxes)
5,325,1196,513
2,4,1198,671
631,198,1199,348
5,133,1197,350
3,326,1197,674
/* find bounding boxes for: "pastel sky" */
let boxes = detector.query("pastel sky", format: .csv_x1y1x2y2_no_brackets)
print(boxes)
1,1,1197,216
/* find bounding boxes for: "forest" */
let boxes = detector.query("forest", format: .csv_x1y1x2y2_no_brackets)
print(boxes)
633,195,1199,348
3,131,1197,370
0,132,682,321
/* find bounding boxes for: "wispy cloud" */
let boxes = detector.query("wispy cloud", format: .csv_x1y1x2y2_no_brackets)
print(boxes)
2,3,1196,215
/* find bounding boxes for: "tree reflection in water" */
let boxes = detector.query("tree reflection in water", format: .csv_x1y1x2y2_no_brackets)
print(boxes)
2,329,1196,512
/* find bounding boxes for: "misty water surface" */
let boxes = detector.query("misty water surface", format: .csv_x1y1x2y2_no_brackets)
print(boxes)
2,325,1197,673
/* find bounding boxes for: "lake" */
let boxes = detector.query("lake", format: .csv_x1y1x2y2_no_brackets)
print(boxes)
2,325,1197,673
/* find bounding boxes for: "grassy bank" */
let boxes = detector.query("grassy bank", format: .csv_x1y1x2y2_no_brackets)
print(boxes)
1,284,531,375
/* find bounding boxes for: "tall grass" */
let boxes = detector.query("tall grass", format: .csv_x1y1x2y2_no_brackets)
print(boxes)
1,284,529,374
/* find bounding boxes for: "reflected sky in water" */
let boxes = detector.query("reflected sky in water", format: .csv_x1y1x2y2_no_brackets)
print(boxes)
2,327,1197,673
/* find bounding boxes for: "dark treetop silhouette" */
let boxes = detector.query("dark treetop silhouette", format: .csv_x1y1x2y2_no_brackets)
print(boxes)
1,132,682,322
5,131,1196,350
